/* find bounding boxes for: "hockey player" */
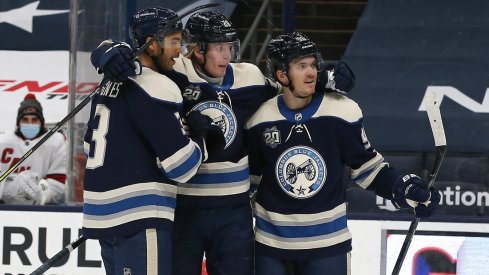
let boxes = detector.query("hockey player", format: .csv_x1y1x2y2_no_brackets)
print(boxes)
82,7,225,275
168,11,274,275
90,11,356,275
244,32,441,275
0,94,66,205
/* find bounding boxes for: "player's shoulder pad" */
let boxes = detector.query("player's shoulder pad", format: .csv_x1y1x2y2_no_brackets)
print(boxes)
314,93,363,123
230,62,266,87
245,95,281,130
173,55,204,83
130,67,183,104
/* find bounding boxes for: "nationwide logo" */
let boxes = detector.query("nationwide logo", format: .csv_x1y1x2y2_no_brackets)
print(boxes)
0,79,98,99
376,185,489,212
420,86,489,113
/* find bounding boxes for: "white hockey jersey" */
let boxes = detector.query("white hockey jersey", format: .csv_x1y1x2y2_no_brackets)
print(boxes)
0,131,67,204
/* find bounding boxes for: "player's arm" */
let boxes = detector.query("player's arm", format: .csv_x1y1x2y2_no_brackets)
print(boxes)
90,40,140,83
340,104,439,217
243,122,265,197
317,61,355,94
128,83,224,183
185,111,225,159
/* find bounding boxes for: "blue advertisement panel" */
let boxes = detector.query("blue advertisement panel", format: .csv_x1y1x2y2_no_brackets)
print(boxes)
0,1,70,50
0,0,237,51
343,0,489,153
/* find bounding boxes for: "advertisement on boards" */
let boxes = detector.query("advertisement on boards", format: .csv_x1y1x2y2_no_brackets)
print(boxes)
0,208,105,274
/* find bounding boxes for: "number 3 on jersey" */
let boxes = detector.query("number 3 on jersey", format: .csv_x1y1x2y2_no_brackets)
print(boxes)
86,104,110,169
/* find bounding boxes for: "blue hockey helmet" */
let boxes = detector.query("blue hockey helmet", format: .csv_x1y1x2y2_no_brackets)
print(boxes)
185,11,240,60
129,7,183,49
185,11,237,43
266,32,321,80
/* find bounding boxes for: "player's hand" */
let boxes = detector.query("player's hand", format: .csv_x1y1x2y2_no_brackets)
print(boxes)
392,174,440,218
319,61,355,94
91,40,140,83
186,111,225,157
413,188,440,218
186,111,213,136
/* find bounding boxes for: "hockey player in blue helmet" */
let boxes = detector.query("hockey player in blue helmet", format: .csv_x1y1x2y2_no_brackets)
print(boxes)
182,11,241,78
83,7,225,275
266,32,323,99
91,6,188,81
245,32,440,275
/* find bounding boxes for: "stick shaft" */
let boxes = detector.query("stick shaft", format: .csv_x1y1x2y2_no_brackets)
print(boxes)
391,146,446,275
30,236,87,275
0,87,101,183
391,91,446,275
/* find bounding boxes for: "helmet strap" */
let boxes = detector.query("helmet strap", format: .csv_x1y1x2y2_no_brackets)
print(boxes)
277,67,309,99
285,73,309,99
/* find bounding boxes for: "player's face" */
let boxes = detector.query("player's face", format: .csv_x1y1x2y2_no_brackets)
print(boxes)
203,42,234,78
19,115,41,126
288,56,318,96
156,32,185,71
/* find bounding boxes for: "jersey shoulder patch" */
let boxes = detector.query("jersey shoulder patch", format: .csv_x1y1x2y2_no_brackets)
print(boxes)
130,67,183,104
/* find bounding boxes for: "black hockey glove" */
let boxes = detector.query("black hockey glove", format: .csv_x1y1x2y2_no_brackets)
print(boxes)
90,40,140,83
392,174,440,218
186,111,225,158
318,61,355,94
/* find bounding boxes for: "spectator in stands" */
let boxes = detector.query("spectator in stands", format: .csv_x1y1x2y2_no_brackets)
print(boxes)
0,94,66,205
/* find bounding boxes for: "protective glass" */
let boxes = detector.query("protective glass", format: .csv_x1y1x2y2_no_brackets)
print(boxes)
206,40,240,61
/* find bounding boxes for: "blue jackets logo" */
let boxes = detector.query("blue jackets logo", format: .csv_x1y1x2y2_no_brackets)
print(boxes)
192,101,237,148
275,146,327,199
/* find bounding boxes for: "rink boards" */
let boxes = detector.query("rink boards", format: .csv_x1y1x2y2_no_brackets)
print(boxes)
1,206,488,275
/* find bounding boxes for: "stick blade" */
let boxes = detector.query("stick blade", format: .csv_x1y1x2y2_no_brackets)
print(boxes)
425,91,447,147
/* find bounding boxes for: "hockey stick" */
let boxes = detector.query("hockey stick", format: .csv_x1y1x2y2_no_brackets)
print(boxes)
0,3,219,185
30,236,87,275
391,91,447,275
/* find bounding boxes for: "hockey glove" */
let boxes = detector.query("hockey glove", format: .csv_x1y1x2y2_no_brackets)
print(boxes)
319,61,355,94
392,174,440,218
186,111,225,158
2,171,65,205
413,188,440,218
2,170,42,205
91,40,140,83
